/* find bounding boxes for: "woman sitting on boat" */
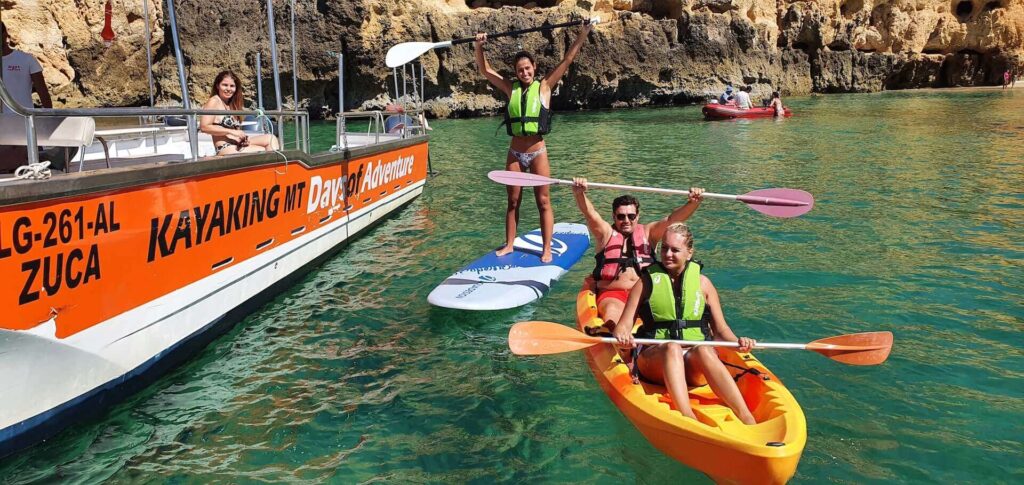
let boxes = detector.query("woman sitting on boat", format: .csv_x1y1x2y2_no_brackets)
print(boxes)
200,70,280,155
613,222,758,425
473,22,592,263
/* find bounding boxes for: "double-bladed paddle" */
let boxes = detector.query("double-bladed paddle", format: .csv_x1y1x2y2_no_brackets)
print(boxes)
508,321,893,366
386,18,599,68
487,170,815,218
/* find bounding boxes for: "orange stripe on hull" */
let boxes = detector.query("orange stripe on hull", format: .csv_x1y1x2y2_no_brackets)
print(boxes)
0,143,428,338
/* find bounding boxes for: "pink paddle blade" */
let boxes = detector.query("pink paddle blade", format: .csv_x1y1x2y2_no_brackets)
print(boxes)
487,170,556,187
738,188,815,218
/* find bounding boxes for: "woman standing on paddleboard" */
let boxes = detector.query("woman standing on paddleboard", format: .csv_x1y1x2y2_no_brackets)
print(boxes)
474,21,593,263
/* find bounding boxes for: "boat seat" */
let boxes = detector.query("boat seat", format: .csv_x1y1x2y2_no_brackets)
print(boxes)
87,126,193,172
385,114,414,134
0,114,96,147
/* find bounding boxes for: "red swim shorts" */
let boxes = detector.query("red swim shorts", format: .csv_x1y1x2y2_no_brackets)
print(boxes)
596,289,629,305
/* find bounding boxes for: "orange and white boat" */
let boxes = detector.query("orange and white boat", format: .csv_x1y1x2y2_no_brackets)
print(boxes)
0,1,431,457
575,285,807,484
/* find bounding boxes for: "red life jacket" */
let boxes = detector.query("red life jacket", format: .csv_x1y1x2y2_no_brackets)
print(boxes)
593,224,655,282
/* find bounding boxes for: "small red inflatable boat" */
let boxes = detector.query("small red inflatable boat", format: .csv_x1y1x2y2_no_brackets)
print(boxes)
702,104,792,120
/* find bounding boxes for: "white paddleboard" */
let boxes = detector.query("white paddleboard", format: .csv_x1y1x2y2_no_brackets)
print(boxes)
427,223,590,310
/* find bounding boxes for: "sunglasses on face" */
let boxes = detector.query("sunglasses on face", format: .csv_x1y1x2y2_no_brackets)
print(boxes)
615,213,638,221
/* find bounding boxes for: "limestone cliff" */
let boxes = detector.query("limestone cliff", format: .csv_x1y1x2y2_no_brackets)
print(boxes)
2,0,1021,117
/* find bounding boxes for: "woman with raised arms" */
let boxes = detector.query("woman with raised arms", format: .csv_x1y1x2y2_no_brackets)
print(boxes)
474,22,592,263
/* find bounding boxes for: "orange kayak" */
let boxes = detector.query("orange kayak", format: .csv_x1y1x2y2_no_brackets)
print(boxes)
576,285,806,484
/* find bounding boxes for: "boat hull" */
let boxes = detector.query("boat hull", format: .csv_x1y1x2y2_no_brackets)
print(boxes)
702,104,792,120
0,139,429,457
575,285,806,484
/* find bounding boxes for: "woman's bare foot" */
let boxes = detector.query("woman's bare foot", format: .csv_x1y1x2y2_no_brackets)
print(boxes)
540,249,553,263
495,245,515,257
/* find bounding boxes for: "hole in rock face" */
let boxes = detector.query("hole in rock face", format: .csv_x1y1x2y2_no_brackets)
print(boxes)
983,1,1002,11
828,41,851,51
650,0,685,20
467,0,561,9
955,1,973,20
659,68,673,82
841,0,864,18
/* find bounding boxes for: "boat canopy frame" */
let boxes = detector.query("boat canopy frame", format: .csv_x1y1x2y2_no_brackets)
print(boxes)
0,0,310,166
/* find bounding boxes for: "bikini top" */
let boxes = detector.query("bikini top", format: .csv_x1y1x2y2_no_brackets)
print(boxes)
217,115,240,129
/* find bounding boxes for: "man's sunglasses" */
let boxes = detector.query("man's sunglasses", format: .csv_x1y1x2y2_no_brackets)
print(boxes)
615,213,638,221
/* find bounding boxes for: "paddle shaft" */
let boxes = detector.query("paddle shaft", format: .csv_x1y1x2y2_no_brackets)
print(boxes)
487,170,814,215
451,19,589,46
551,178,740,202
595,336,807,350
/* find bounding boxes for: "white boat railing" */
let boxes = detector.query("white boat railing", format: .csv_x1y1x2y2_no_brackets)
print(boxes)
0,90,309,166
334,109,427,151
0,0,310,168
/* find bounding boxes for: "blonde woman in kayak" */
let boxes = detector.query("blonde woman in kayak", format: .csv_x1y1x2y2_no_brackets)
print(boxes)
613,223,758,425
474,22,592,263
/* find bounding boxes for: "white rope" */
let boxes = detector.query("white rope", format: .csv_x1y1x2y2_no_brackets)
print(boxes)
0,161,52,184
254,108,275,135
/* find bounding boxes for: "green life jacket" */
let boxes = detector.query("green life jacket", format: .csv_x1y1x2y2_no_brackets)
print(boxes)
503,80,551,136
638,261,710,341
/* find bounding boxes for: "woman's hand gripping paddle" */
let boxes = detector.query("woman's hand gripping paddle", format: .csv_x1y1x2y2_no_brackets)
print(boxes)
487,170,815,218
508,321,893,366
386,18,600,68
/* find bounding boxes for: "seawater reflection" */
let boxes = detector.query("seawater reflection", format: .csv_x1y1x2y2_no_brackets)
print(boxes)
2,88,1022,483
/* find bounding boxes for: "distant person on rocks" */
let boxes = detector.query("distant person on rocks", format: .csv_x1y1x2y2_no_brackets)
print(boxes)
735,86,753,110
0,21,53,173
718,85,734,105
768,91,785,117
200,70,280,155
474,21,593,263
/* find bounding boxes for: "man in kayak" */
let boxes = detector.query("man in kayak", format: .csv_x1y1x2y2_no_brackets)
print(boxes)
612,222,758,425
572,178,704,335
475,22,593,263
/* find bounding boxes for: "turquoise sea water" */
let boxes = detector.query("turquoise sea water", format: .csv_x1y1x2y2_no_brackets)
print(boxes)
2,88,1022,483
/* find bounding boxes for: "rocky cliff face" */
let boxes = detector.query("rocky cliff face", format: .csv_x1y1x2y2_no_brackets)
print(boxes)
2,0,1022,117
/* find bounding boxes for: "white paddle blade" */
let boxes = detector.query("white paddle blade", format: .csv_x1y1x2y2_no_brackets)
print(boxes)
386,41,448,68
590,16,601,25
